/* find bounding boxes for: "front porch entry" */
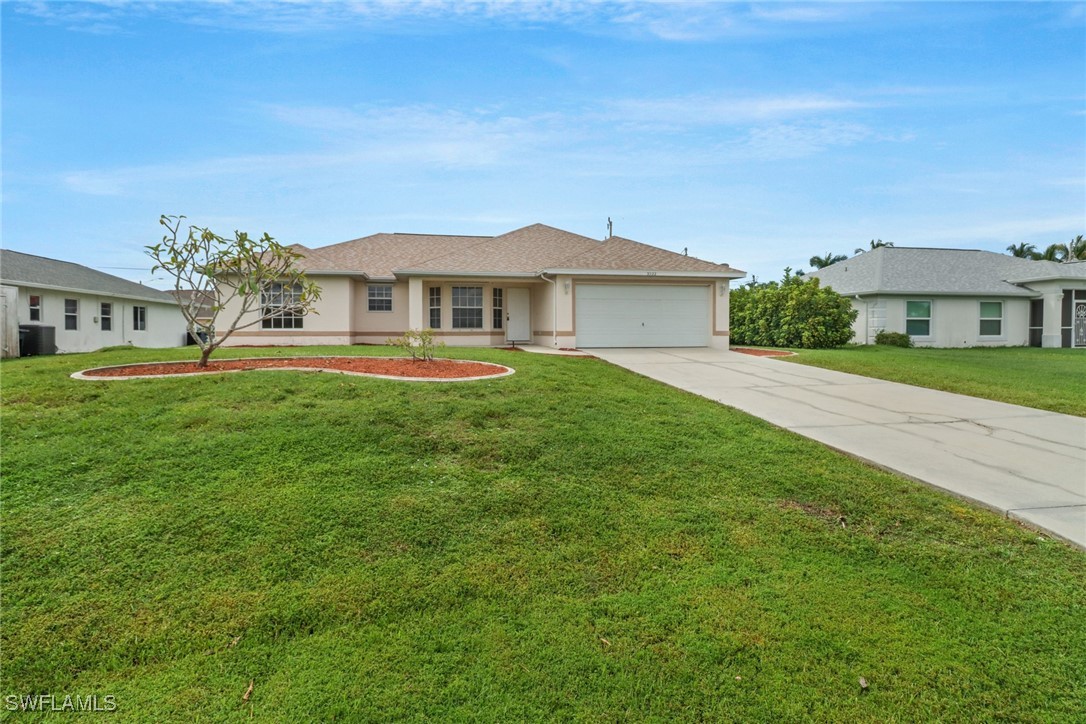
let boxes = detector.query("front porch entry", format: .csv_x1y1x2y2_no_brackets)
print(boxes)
507,288,531,344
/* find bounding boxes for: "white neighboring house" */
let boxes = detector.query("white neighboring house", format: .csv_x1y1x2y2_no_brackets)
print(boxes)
0,249,188,357
806,247,1086,348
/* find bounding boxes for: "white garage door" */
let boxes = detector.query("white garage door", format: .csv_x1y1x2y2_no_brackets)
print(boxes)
575,284,710,348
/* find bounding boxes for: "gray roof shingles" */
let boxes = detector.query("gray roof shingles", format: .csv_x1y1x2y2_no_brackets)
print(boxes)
303,223,743,278
806,247,1085,297
0,249,176,303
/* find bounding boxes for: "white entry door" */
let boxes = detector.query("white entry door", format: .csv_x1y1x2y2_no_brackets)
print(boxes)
507,288,531,343
575,284,710,348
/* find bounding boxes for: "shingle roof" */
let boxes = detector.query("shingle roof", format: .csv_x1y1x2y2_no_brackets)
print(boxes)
0,249,176,303
303,223,743,278
553,235,736,273
312,233,493,278
805,247,1086,297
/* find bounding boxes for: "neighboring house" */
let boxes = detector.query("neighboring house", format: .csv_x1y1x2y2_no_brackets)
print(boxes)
171,289,215,328
806,247,1086,348
220,223,746,349
0,249,188,356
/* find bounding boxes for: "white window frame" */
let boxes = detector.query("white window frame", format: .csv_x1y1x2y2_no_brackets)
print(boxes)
978,301,1003,338
368,284,393,312
261,283,303,329
452,286,483,329
132,305,147,331
905,300,932,338
428,287,441,329
100,302,113,331
29,295,42,322
64,298,78,330
492,288,504,330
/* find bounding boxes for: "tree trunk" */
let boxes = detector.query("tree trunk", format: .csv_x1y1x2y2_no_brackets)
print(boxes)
197,346,213,368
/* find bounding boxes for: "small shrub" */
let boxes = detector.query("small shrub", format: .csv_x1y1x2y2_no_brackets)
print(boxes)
875,331,913,348
386,328,445,361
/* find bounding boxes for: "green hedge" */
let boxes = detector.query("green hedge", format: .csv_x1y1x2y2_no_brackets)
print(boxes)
731,273,857,349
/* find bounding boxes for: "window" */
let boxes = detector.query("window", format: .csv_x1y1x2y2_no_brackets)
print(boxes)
492,288,503,330
429,287,441,329
261,283,303,329
979,301,1003,337
64,299,78,330
452,286,483,329
133,306,147,331
100,302,113,331
368,285,393,312
29,295,41,322
905,300,931,337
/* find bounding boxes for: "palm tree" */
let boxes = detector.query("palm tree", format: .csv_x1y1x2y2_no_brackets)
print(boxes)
809,252,848,269
854,239,894,254
1037,243,1068,262
1067,235,1086,261
1006,242,1038,259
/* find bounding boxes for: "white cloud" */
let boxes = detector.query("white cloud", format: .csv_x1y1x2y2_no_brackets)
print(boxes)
11,0,890,38
604,94,870,128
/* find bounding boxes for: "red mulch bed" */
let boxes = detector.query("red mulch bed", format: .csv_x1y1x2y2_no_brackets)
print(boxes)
81,357,509,379
731,347,795,357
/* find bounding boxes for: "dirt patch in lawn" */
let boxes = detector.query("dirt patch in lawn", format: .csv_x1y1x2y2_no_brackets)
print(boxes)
74,357,514,382
732,347,796,357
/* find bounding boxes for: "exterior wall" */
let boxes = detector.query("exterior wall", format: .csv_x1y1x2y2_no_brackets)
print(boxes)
223,276,354,347
219,273,735,349
855,295,1031,347
712,279,731,350
1,285,19,358
10,285,186,353
351,280,409,344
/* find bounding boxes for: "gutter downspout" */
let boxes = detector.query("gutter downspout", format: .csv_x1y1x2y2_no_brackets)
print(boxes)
539,272,558,347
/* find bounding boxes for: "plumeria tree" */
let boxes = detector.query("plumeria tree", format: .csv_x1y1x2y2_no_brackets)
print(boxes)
147,215,321,368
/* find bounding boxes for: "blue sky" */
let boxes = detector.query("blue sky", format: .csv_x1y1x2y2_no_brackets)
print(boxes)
3,1,1084,286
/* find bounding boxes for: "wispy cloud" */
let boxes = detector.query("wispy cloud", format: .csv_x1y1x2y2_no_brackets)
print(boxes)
11,0,889,38
603,94,871,128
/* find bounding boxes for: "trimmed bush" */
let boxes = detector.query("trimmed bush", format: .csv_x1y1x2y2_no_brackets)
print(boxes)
875,331,913,348
386,328,445,361
730,272,857,349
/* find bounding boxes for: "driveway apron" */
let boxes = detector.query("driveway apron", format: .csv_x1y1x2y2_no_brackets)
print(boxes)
590,348,1086,549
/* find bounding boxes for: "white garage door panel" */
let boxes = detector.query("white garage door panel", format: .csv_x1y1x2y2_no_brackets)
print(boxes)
576,284,709,347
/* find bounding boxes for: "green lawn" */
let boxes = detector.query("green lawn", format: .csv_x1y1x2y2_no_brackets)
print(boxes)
2,345,1084,721
780,345,1086,417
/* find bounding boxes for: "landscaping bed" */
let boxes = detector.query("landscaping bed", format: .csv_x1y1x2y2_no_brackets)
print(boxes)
73,356,513,381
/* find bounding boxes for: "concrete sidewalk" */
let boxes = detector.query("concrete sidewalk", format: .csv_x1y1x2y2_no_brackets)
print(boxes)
590,348,1086,549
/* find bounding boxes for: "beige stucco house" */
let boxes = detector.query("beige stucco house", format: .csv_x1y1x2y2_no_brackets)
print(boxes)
221,224,745,350
806,247,1086,348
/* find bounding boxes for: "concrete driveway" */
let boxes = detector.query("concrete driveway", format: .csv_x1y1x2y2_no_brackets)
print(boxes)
590,348,1086,549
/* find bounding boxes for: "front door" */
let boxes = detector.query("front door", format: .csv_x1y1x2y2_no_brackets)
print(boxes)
507,288,531,343
1075,301,1086,347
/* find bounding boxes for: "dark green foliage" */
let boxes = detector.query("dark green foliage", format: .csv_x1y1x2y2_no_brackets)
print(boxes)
731,270,858,348
875,331,913,348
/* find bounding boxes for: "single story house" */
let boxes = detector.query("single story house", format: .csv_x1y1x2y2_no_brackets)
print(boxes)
805,247,1086,348
221,223,746,349
0,249,188,356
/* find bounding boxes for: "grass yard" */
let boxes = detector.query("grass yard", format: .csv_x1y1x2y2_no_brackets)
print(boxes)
2,345,1084,721
781,345,1086,417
